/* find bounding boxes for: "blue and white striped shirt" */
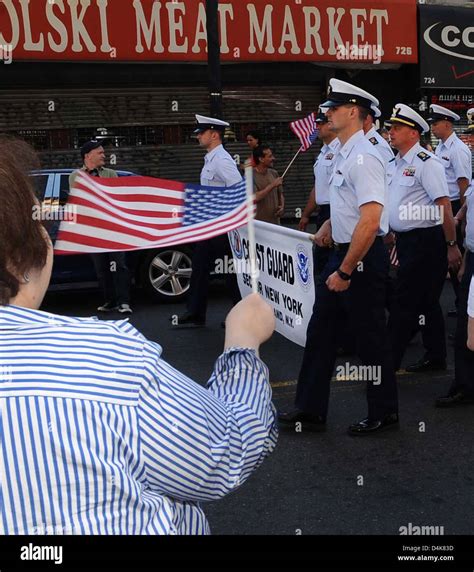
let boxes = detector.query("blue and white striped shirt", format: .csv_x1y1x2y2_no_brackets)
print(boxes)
0,305,278,535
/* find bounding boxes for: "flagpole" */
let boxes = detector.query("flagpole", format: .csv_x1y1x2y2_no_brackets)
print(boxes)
281,147,302,179
245,162,259,294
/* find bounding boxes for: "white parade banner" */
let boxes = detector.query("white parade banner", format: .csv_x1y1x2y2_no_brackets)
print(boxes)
228,221,315,347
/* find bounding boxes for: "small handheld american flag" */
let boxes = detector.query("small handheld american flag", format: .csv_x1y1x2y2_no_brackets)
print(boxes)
290,112,318,151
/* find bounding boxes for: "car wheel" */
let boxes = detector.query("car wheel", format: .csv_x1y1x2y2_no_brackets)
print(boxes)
141,248,192,302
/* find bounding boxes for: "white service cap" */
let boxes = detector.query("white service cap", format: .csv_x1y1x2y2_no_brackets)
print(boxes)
390,103,430,134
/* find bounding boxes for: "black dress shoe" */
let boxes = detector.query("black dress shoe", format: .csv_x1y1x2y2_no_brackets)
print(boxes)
278,409,326,432
171,312,206,327
405,358,447,373
435,392,474,408
348,413,399,436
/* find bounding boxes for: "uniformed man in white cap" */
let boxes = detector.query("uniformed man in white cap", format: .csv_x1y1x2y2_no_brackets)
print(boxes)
299,108,340,272
436,152,474,407
176,114,242,326
427,104,473,319
364,105,395,165
386,104,462,374
280,79,399,436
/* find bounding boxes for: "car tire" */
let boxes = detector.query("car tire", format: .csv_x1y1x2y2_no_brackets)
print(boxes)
141,247,193,303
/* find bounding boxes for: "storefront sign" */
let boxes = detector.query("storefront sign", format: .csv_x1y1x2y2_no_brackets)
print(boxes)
420,5,474,89
0,0,417,63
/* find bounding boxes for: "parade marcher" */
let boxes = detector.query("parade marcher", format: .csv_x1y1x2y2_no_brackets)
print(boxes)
176,115,242,327
364,106,395,165
253,145,285,225
428,104,472,318
299,108,339,236
386,104,462,373
70,141,133,314
279,79,399,436
468,276,474,351
299,110,340,282
436,183,474,406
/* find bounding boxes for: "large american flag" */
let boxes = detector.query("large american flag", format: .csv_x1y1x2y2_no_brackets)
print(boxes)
290,112,318,151
54,172,248,254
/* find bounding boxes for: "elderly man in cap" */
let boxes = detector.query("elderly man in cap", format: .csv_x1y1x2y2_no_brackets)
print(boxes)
280,79,399,436
386,104,462,375
176,115,242,326
69,140,132,314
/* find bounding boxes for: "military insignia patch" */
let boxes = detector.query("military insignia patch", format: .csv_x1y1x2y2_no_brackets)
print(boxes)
369,137,379,146
417,151,430,161
403,167,416,177
325,153,334,160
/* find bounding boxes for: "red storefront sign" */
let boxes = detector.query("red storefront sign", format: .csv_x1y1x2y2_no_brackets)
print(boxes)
0,0,418,64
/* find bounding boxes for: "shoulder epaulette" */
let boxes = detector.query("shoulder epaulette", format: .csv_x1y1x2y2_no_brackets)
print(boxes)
417,151,431,162
369,136,378,146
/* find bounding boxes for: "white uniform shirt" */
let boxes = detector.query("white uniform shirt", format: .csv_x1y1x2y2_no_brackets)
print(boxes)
200,144,242,187
365,126,395,165
435,132,472,201
465,185,474,253
387,143,449,233
468,276,474,319
313,138,340,205
329,130,389,244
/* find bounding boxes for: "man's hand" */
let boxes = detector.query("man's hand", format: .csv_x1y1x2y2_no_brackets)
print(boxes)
314,219,333,248
224,293,275,350
326,271,350,292
448,245,462,272
383,231,396,249
298,216,310,232
272,177,284,189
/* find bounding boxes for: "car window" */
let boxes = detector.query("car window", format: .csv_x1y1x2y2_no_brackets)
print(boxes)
59,174,71,205
30,174,50,201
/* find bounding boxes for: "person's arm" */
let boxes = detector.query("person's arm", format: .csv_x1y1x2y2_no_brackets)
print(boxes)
69,171,78,189
255,177,283,203
422,158,462,271
137,294,278,502
458,178,470,203
450,146,472,204
275,186,285,217
299,187,317,231
433,196,462,271
332,202,382,285
468,276,474,351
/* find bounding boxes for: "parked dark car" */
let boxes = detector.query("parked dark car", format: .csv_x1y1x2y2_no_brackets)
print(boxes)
31,169,192,302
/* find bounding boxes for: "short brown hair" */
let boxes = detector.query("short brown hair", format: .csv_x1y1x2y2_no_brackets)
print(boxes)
0,137,48,305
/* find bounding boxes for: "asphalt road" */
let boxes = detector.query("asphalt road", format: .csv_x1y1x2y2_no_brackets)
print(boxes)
42,280,474,536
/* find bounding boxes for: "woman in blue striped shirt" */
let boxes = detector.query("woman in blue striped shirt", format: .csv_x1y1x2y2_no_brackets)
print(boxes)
0,140,278,535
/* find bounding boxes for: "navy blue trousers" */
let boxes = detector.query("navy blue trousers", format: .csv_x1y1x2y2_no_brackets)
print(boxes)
295,237,398,420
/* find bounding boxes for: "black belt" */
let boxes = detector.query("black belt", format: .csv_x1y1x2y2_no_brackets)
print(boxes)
333,242,351,252
333,236,383,252
395,225,443,238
